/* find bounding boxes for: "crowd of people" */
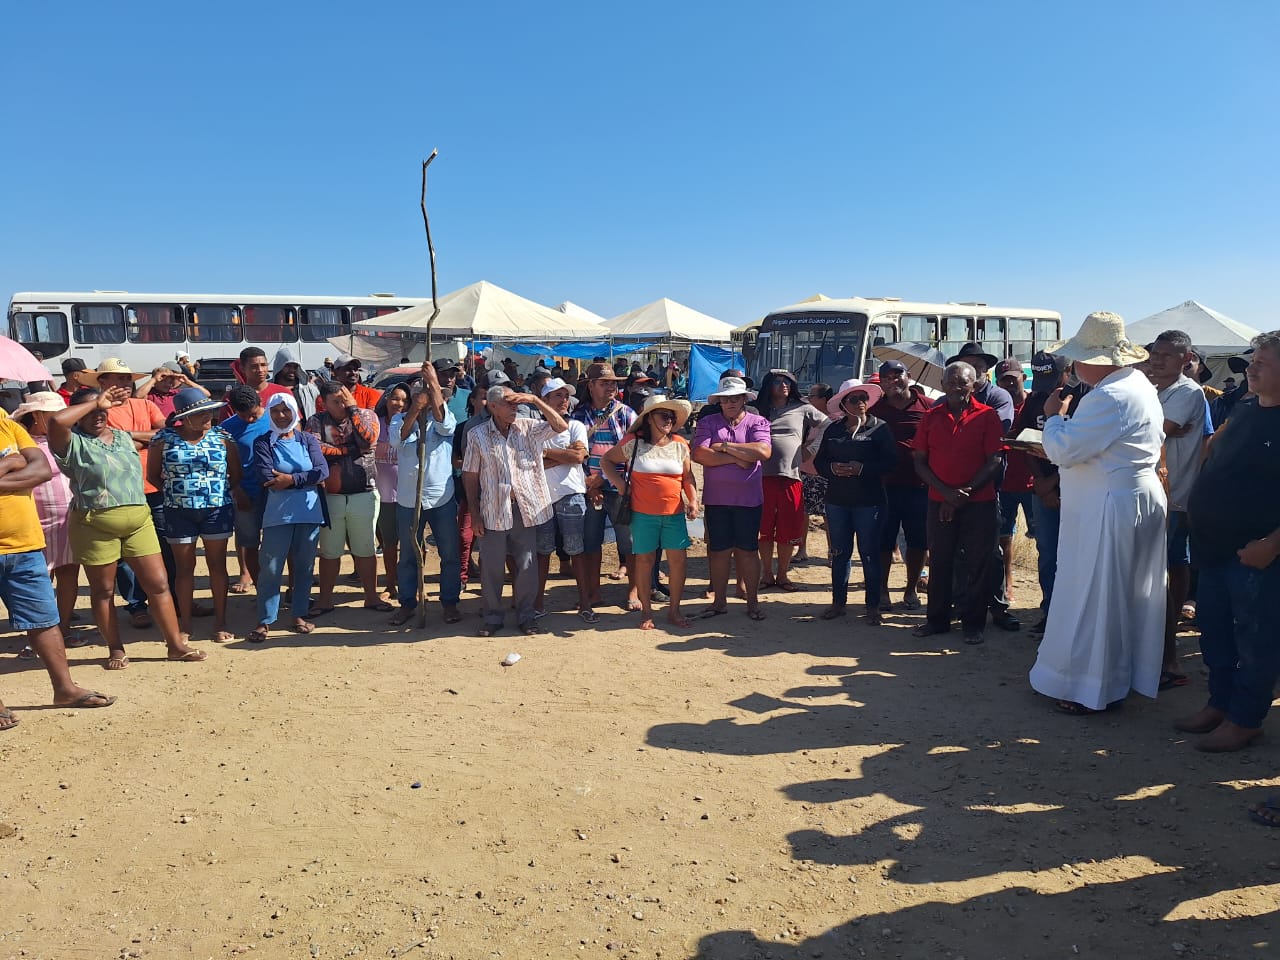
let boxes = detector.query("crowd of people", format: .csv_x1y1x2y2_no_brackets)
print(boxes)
2,326,1278,826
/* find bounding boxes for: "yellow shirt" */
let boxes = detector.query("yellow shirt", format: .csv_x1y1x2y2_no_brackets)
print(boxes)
0,417,46,554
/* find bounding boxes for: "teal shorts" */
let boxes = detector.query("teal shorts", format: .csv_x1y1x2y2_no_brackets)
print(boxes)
629,511,691,555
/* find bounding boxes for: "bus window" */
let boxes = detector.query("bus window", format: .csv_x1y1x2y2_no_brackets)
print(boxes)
1036,318,1061,348
352,306,400,322
126,304,185,344
899,314,937,345
866,322,897,375
243,305,297,343
188,305,242,343
977,316,1004,356
1008,318,1034,362
10,311,69,356
300,306,349,342
72,304,125,345
939,316,972,360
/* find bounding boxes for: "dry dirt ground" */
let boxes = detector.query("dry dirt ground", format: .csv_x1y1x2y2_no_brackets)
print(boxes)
1,532,1277,960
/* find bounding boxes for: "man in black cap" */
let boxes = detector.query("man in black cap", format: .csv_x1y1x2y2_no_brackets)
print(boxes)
56,357,91,405
944,342,1019,631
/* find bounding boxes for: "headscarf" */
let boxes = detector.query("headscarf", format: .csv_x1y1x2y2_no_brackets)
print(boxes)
267,392,301,438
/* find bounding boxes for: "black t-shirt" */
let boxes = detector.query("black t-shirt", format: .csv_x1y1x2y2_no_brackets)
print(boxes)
1013,383,1091,480
1187,398,1280,564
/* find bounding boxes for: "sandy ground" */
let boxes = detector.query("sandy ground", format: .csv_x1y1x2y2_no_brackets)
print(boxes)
1,530,1277,960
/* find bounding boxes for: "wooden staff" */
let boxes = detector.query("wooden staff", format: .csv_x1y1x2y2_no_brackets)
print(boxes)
413,150,441,627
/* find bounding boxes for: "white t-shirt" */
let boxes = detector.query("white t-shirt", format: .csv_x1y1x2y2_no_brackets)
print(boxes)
544,420,589,501
1158,375,1209,511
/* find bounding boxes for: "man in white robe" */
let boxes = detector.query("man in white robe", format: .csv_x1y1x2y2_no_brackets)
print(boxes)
1029,313,1168,713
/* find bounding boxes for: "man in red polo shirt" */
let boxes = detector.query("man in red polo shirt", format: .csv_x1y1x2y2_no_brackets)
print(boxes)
910,362,1004,644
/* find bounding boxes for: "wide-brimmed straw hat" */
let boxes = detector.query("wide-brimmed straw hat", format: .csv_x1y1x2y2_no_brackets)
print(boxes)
13,391,66,419
82,358,147,386
828,378,884,417
636,394,692,431
1048,312,1149,367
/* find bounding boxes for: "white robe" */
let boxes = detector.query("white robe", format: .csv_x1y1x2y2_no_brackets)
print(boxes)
1029,367,1168,709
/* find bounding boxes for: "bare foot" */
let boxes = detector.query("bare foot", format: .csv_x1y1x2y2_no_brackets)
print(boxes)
640,617,656,630
667,611,691,627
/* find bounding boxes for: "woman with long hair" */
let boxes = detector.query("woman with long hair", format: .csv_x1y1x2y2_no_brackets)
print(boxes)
600,396,699,630
814,379,897,623
373,382,411,600
47,386,207,668
147,388,242,644
248,393,329,643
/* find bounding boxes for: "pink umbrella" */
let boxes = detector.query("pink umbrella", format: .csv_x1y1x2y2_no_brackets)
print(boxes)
0,334,53,382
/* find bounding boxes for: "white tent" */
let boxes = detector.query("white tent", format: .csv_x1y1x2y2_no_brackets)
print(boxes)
1126,300,1259,356
606,298,734,343
556,300,609,327
353,281,608,340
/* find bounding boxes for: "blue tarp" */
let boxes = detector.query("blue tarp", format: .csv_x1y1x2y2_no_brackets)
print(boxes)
688,343,746,403
492,340,663,360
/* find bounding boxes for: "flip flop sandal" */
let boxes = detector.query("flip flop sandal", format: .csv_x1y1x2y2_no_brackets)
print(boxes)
18,646,37,660
1158,671,1190,691
229,583,251,595
106,655,129,670
1056,700,1103,716
775,581,801,592
247,627,270,644
306,605,336,619
364,601,395,613
293,620,316,634
624,600,644,612
0,708,19,731
65,691,115,708
578,608,600,624
698,607,729,620
64,630,99,648
167,649,208,662
210,631,236,643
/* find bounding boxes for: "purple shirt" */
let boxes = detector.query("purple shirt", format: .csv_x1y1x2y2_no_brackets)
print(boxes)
694,411,771,507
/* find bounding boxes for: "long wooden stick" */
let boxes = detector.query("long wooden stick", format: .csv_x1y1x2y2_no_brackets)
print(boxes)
413,150,441,628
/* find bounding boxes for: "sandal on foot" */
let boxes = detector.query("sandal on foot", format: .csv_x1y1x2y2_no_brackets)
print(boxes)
63,691,115,708
247,627,269,644
293,619,315,634
229,582,252,595
106,655,130,670
210,631,236,643
18,646,37,660
477,626,497,638
624,599,643,612
305,605,336,619
698,607,729,620
364,600,395,613
775,580,800,592
0,708,19,731
1057,700,1103,716
168,648,208,662
578,608,600,624
1158,670,1189,691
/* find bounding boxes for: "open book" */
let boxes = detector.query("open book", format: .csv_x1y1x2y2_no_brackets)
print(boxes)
1005,427,1045,458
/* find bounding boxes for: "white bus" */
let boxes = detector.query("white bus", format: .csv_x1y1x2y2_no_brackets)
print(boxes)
743,297,1063,388
6,290,431,374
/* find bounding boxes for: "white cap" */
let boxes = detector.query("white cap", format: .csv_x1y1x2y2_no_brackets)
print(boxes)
540,377,570,397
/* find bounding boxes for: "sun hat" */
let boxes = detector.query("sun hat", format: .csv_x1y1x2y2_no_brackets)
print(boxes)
1048,312,1149,367
827,378,884,417
540,377,570,397
708,376,757,401
166,387,224,425
13,391,66,419
944,342,1000,370
585,362,622,382
1029,351,1070,393
767,368,799,386
635,394,693,431
81,358,148,386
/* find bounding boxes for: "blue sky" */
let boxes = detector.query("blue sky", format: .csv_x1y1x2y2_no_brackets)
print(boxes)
3,0,1277,334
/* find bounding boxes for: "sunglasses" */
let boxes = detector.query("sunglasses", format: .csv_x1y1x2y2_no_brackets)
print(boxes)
651,411,676,422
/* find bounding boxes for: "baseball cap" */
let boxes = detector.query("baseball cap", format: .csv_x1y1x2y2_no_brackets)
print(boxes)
482,370,512,389
540,377,569,397
1030,351,1069,393
994,359,1023,379
432,357,461,374
878,359,908,377
159,360,184,374
61,357,87,375
333,354,360,369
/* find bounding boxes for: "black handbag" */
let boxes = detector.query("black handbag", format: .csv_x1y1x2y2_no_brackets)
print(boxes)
614,437,641,526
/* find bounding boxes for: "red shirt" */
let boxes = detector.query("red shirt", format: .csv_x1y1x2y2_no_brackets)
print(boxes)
910,397,1003,502
1000,396,1035,492
870,388,933,488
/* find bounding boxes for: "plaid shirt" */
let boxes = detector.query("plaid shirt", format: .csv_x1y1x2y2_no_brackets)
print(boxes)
461,417,561,531
571,399,637,492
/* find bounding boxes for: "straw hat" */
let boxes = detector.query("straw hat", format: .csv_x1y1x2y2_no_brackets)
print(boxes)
828,378,884,417
636,394,692,431
13,391,66,419
1048,312,1148,367
82,358,147,386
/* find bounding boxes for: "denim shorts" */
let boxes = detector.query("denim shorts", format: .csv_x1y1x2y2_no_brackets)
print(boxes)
166,503,235,544
234,494,266,550
536,493,587,557
704,504,763,553
0,549,61,632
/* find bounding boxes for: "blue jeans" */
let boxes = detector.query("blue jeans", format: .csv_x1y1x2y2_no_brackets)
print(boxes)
998,491,1036,539
1032,496,1060,609
256,523,320,626
825,503,882,610
396,501,462,610
1196,557,1280,730
117,490,177,611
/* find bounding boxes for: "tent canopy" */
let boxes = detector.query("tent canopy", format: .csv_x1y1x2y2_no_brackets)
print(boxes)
557,301,609,326
353,281,608,340
606,297,734,342
1126,300,1259,355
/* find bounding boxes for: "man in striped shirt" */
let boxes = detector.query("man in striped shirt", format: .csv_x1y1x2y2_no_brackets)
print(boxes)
461,385,569,637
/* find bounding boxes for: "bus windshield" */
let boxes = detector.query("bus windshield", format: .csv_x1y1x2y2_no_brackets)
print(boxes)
749,312,868,388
